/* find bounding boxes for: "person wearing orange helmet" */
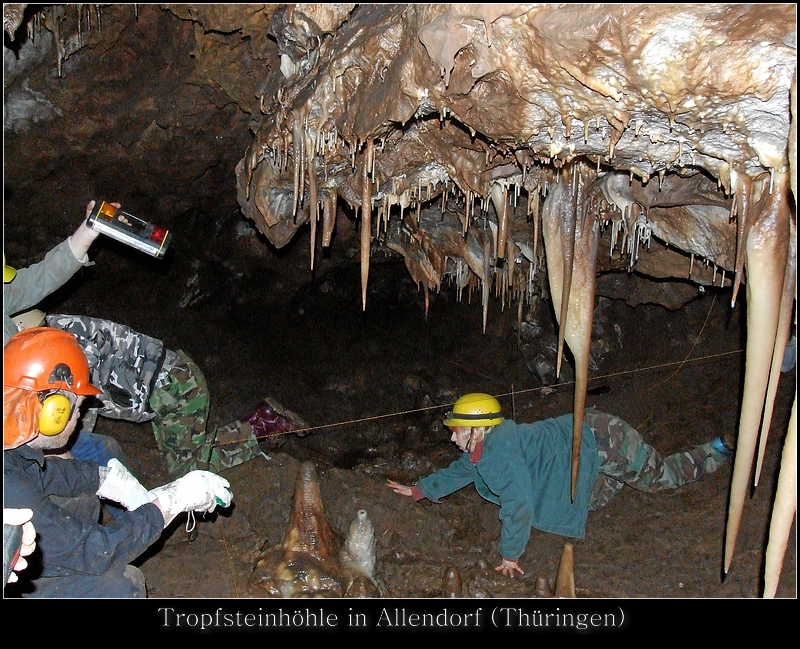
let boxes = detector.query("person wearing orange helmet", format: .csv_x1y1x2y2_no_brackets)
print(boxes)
387,392,733,579
4,207,146,520
4,203,295,494
3,327,233,598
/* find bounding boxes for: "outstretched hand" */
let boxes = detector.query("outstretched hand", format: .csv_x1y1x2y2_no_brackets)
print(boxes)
386,479,412,497
149,470,233,527
495,558,524,578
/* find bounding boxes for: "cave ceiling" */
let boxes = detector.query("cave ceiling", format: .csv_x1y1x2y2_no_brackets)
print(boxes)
2,4,796,598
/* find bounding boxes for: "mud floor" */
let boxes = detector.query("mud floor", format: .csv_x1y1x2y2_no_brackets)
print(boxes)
5,216,796,625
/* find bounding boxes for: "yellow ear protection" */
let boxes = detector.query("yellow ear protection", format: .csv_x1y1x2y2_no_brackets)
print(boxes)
38,390,78,436
38,363,79,436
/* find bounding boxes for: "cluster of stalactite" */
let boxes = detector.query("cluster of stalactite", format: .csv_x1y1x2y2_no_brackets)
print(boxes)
3,3,115,78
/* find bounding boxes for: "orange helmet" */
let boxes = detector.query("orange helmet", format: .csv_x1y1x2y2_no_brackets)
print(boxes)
3,327,102,396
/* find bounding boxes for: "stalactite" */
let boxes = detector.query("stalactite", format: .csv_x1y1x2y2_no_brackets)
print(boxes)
482,239,491,334
76,4,82,46
555,168,577,379
541,162,600,500
307,132,319,270
724,171,790,574
291,111,303,218
755,204,795,485
730,171,753,308
567,169,599,501
243,142,257,201
490,181,509,260
762,398,796,598
465,189,473,235
321,190,338,248
360,139,374,311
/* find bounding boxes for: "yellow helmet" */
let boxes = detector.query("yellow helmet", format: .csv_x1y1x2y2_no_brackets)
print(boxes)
13,309,46,330
4,255,17,283
443,393,503,427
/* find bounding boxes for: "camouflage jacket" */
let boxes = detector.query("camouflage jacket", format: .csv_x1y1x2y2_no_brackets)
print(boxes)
45,313,169,423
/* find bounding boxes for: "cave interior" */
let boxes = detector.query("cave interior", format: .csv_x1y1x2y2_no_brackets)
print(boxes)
2,4,796,600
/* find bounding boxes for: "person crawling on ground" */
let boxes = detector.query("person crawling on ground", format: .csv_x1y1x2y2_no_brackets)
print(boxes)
387,392,733,578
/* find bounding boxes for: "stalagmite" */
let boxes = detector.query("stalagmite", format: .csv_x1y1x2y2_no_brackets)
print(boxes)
441,566,463,598
724,172,790,574
554,542,576,598
251,461,380,597
535,576,552,597
283,461,339,560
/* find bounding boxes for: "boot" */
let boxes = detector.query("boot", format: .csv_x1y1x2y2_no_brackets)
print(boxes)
710,434,735,458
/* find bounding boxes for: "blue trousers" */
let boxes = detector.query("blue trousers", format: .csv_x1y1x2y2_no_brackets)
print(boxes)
68,432,131,519
69,431,126,466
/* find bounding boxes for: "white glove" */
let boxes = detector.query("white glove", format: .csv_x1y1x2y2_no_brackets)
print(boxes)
96,458,151,510
148,471,233,526
67,202,101,261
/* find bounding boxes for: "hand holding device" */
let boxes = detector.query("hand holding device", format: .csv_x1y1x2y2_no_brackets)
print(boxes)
87,200,172,258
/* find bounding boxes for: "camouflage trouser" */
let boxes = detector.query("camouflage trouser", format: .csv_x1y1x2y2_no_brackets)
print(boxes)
584,408,730,510
148,349,262,478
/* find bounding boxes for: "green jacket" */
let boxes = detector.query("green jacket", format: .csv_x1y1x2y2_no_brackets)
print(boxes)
416,415,601,560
